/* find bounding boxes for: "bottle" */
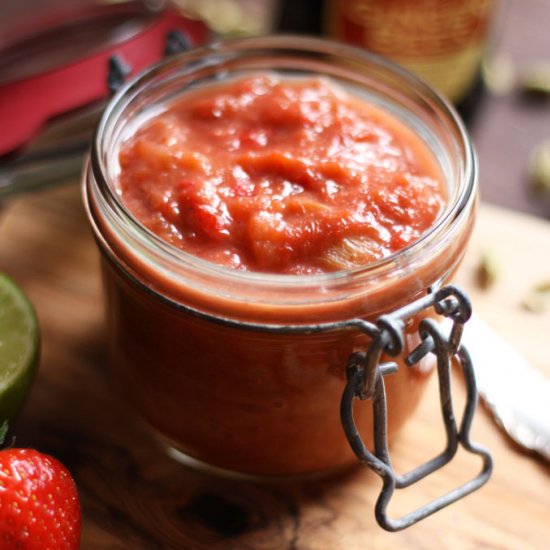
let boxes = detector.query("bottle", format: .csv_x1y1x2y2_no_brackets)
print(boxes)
326,0,498,104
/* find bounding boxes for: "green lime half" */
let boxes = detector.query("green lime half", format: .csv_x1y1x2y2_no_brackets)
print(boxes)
0,274,40,432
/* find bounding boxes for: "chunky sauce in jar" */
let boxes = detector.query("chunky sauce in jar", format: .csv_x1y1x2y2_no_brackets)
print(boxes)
90,66,472,477
118,75,446,274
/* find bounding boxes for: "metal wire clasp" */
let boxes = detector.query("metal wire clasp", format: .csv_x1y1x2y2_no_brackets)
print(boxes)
340,285,493,531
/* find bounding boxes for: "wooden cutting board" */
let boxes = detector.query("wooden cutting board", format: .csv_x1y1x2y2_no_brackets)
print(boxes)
0,183,548,549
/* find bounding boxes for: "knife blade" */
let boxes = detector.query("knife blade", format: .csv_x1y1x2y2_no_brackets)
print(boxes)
461,314,550,461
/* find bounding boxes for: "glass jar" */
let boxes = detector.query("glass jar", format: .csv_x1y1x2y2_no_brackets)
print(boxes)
83,35,477,479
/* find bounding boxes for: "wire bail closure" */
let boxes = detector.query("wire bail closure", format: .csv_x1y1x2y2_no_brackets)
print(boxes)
340,285,493,531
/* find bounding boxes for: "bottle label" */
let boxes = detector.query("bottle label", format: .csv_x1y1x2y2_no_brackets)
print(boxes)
327,0,496,102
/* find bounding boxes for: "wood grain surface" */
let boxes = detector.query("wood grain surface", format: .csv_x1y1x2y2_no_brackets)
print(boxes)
0,183,548,549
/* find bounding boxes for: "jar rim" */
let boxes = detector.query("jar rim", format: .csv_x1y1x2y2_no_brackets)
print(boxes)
89,34,476,291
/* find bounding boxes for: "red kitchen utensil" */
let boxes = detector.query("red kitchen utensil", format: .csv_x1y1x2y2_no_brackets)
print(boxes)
0,1,208,157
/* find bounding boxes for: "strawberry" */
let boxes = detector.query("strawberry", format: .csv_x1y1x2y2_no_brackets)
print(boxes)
0,447,81,549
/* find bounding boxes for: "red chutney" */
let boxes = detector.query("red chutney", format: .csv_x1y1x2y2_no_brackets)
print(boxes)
118,75,446,274
88,66,475,478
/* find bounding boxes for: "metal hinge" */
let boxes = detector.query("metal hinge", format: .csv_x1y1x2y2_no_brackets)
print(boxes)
340,285,493,531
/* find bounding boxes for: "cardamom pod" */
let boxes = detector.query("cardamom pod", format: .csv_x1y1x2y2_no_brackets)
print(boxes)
528,141,550,194
476,248,499,289
481,55,516,96
520,62,550,98
522,281,550,313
